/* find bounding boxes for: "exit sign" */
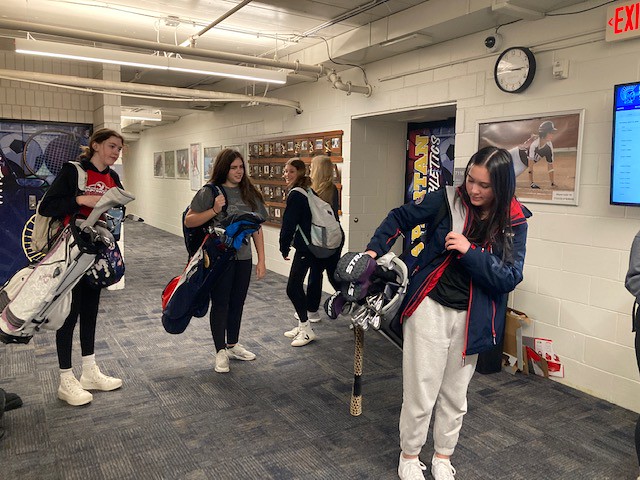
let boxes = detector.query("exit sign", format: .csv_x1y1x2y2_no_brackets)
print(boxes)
606,1,640,41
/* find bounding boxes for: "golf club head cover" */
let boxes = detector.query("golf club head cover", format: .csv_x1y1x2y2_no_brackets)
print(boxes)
342,278,372,302
334,251,378,283
324,291,351,319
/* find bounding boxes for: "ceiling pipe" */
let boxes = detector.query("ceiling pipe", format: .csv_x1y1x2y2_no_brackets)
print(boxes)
327,71,372,96
0,69,303,113
0,19,371,96
184,0,253,47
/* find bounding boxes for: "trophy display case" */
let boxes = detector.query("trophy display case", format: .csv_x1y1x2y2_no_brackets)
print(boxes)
248,130,343,226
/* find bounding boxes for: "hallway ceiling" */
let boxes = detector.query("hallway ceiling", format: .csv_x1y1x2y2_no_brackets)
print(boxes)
0,0,595,129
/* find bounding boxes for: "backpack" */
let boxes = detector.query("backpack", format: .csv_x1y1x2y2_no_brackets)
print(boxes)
292,187,343,258
31,161,86,253
182,184,226,256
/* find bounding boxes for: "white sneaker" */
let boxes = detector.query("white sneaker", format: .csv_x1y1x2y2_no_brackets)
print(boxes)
80,364,122,391
291,322,316,347
431,454,456,480
215,349,230,373
284,323,301,339
397,453,427,480
58,375,93,406
294,311,321,323
226,344,256,361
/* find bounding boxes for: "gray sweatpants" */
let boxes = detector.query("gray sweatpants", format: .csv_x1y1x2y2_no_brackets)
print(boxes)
399,296,478,457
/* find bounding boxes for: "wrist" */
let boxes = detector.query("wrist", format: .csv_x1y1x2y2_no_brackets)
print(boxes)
212,207,218,215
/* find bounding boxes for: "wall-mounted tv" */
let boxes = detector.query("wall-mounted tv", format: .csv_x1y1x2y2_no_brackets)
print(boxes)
611,81,640,206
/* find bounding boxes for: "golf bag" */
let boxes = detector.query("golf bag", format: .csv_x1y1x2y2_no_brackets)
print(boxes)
161,212,265,334
325,251,409,348
0,187,136,344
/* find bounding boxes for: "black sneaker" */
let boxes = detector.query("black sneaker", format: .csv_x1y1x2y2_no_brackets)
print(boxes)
4,392,22,412
530,182,541,189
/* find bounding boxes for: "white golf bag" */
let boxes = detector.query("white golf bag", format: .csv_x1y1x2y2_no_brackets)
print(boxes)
0,187,135,344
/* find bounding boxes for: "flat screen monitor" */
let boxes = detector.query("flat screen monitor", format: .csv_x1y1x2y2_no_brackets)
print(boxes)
611,81,640,206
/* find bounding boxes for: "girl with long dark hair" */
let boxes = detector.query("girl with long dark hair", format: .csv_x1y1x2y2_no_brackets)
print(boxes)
364,146,530,480
279,158,319,346
184,148,267,373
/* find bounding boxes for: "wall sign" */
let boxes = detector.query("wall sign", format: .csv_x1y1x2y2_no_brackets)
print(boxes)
606,1,640,42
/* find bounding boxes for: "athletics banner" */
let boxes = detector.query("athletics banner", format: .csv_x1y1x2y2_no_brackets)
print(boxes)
403,120,455,269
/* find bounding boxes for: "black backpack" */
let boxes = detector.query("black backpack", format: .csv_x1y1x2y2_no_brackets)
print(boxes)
182,184,226,256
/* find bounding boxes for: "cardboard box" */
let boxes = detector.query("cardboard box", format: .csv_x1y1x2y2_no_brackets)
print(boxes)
503,308,531,371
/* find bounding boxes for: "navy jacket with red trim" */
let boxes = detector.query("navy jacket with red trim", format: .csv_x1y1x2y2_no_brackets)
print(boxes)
366,186,530,357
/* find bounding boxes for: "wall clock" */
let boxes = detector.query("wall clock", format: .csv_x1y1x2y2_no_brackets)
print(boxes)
494,46,536,93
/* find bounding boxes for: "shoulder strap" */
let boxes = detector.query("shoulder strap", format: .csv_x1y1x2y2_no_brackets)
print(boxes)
291,187,309,197
204,183,228,214
69,161,87,191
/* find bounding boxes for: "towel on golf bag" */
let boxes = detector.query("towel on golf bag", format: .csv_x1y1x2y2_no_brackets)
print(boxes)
161,212,265,334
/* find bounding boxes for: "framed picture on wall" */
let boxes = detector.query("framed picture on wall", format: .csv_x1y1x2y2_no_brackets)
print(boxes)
203,146,221,183
164,151,175,178
153,152,163,178
176,148,189,179
225,144,246,162
477,109,584,205
190,143,201,191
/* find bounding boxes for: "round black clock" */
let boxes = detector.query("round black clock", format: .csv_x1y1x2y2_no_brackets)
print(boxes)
494,46,536,93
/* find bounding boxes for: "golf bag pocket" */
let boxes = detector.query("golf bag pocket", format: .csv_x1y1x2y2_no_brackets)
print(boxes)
85,242,125,289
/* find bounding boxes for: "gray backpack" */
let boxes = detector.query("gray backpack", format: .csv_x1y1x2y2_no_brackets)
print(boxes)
292,187,343,258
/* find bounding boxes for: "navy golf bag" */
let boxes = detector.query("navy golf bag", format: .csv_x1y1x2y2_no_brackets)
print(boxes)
161,212,265,334
0,187,136,344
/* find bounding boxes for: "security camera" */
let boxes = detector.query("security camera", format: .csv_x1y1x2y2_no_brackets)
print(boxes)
484,33,503,53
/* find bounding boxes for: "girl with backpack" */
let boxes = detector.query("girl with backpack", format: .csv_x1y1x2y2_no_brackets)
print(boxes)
184,149,267,373
363,147,529,480
279,158,318,346
39,128,125,407
305,155,343,322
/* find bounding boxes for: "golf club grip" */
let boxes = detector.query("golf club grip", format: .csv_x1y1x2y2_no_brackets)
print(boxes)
350,325,364,416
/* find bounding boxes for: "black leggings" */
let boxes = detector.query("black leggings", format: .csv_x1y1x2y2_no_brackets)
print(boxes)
56,278,101,369
287,250,340,321
209,259,252,352
306,249,341,312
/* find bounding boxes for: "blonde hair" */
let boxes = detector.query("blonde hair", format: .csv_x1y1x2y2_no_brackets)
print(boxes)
310,155,335,204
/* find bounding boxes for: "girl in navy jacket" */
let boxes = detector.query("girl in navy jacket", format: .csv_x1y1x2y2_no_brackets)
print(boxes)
365,146,529,480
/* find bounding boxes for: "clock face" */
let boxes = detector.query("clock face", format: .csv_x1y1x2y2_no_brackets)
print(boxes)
494,47,536,93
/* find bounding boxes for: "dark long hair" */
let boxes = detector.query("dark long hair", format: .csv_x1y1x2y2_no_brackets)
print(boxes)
458,146,516,261
209,148,263,210
79,128,124,160
286,158,312,190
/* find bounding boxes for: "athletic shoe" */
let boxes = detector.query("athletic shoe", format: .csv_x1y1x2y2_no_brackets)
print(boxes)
530,182,541,189
80,364,123,391
214,349,230,373
58,375,93,406
398,453,427,480
295,311,321,323
291,322,316,347
4,392,23,411
226,344,256,361
431,454,456,480
284,322,301,339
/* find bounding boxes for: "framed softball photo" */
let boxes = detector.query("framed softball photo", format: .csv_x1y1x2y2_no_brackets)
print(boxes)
477,110,584,205
189,143,201,191
203,146,221,183
176,148,189,179
163,151,175,178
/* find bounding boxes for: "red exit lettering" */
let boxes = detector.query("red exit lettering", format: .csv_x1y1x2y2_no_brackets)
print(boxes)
608,2,640,34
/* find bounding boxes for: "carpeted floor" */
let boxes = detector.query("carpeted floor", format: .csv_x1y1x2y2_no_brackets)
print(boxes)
1,222,637,479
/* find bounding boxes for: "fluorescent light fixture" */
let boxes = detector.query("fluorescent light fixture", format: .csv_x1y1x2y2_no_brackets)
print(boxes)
121,108,162,121
491,2,544,20
379,33,432,48
14,39,288,84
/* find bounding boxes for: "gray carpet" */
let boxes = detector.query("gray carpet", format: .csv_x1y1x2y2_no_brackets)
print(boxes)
1,221,637,479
